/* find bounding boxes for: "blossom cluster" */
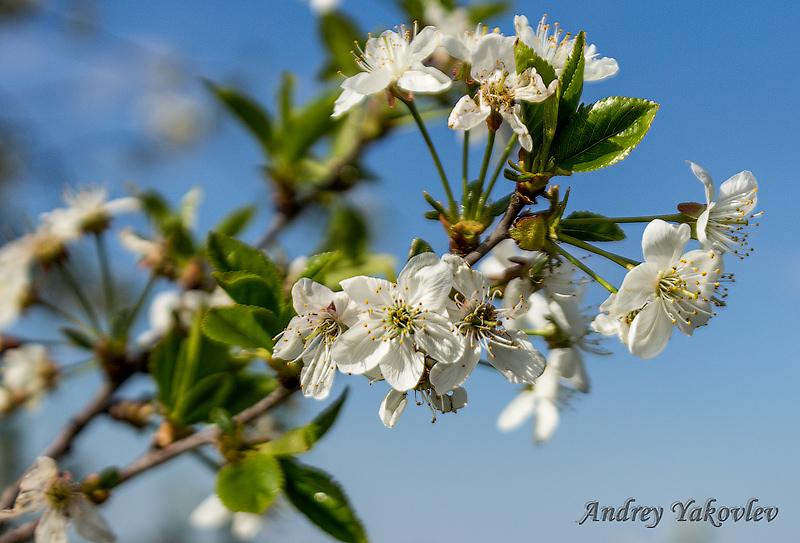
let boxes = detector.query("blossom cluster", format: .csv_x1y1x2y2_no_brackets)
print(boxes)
274,252,547,426
332,14,618,146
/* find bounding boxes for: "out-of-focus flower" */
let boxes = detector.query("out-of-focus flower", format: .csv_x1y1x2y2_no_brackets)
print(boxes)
0,457,115,543
0,237,35,330
137,287,232,346
40,188,140,238
0,344,56,409
190,494,265,541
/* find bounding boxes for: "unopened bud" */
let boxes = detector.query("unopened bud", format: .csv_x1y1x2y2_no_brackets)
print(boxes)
677,201,706,218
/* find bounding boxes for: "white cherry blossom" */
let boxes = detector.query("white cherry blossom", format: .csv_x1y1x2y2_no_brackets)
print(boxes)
448,32,557,150
429,255,545,394
273,279,360,400
332,25,452,118
514,15,618,81
190,494,265,541
688,161,759,257
0,457,115,543
598,220,724,359
40,188,139,238
331,253,460,392
497,367,559,444
0,344,55,409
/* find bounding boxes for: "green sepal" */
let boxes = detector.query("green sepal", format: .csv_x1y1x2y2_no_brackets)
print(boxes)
202,305,282,350
297,252,341,284
60,327,95,349
551,96,659,173
206,82,274,155
558,211,627,242
278,457,368,543
212,205,257,238
206,232,286,311
557,31,585,128
486,193,512,217
407,238,435,260
423,191,448,220
259,389,348,456
217,452,284,514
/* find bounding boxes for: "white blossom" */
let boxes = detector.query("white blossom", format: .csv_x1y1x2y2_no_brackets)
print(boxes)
273,279,360,400
688,161,759,257
40,188,139,239
332,25,452,118
0,237,35,330
0,344,55,408
0,457,115,543
597,220,724,359
514,15,618,81
190,494,265,541
448,33,557,151
331,253,460,392
497,367,559,444
429,255,545,394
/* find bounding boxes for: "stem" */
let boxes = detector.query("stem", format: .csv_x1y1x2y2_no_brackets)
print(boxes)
115,385,298,486
119,273,158,338
470,129,496,218
400,97,457,217
557,232,640,270
56,261,101,331
478,133,517,213
464,192,526,266
461,130,470,212
94,232,115,319
35,297,94,332
550,242,618,294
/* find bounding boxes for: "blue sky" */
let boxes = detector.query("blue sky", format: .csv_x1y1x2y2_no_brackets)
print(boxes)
2,1,799,542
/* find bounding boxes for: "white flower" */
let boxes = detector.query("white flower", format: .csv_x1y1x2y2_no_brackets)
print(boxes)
599,220,724,359
332,25,452,118
514,15,618,81
428,255,545,394
40,188,139,239
378,385,467,427
1,344,55,408
448,33,557,151
137,288,232,346
0,237,35,330
331,253,460,391
0,457,115,543
305,0,341,14
273,279,360,400
497,366,559,444
688,161,759,257
190,494,265,541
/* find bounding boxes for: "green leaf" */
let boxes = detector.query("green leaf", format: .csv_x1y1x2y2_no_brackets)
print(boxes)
279,457,368,543
318,206,368,261
174,372,234,425
212,205,257,238
558,31,585,127
217,453,284,514
207,82,274,155
149,325,184,407
202,305,282,349
212,270,281,309
551,96,659,173
259,388,348,456
559,211,626,242
319,12,363,78
514,40,557,86
206,232,285,310
467,2,510,24
284,91,339,164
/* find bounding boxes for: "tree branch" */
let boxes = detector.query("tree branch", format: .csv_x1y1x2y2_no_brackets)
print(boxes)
464,192,526,266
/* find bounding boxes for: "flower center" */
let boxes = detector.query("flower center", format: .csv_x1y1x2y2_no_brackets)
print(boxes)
385,303,418,339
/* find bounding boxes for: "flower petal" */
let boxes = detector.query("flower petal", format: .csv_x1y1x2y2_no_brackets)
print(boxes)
628,300,673,359
378,339,425,391
641,219,690,269
688,161,716,204
486,329,546,384
397,66,451,94
429,342,480,394
496,389,536,431
379,389,408,427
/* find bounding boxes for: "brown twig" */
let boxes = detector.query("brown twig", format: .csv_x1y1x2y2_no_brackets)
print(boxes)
464,192,526,266
115,384,298,486
0,520,36,543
